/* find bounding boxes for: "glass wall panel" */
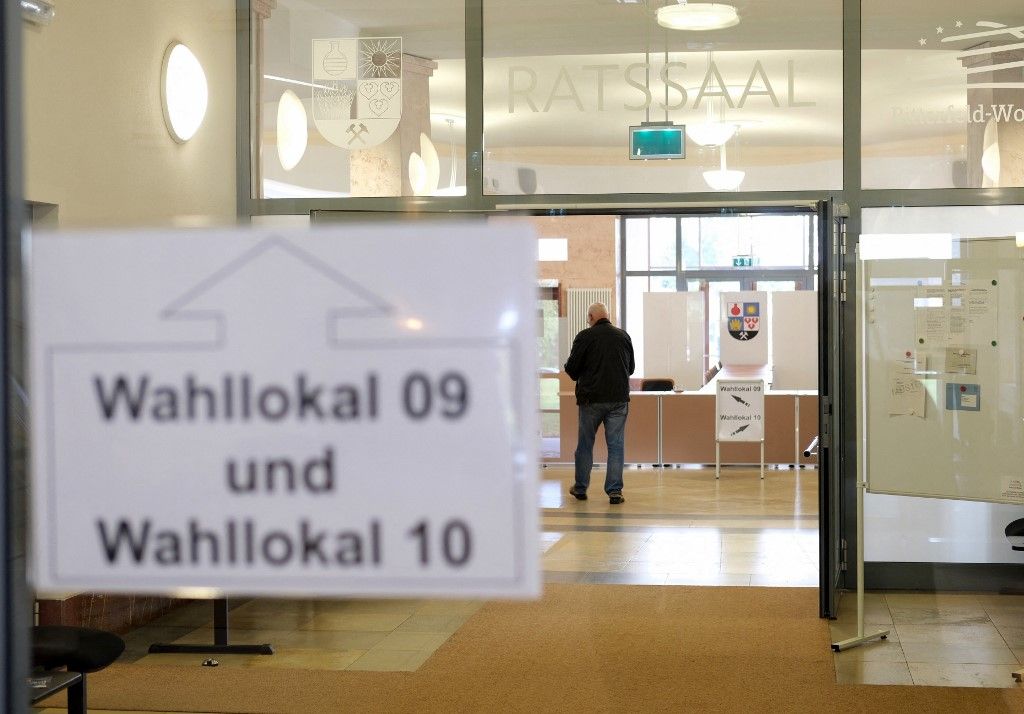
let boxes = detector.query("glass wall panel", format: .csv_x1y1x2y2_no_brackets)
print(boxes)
649,217,676,269
863,0,1024,189
257,0,466,198
747,215,807,267
625,217,650,270
681,218,700,269
483,0,843,195
20,0,242,668
700,217,741,267
860,206,1024,570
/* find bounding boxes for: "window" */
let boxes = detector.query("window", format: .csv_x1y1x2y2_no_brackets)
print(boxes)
621,213,817,376
482,0,844,195
257,0,467,199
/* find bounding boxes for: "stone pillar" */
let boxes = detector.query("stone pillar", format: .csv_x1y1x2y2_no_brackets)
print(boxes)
962,44,1024,187
350,54,438,197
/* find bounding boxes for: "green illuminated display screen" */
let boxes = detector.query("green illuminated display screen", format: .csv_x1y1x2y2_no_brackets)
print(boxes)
629,125,685,160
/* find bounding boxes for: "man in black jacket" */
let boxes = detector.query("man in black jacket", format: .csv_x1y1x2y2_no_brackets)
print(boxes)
564,302,635,504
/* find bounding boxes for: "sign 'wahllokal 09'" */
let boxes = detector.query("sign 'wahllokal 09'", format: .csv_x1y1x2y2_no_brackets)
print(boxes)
29,225,539,598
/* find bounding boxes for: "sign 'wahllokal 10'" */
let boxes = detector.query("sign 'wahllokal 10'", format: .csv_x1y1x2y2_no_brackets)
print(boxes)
29,226,539,599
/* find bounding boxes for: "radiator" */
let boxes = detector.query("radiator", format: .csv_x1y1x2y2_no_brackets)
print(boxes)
566,287,612,354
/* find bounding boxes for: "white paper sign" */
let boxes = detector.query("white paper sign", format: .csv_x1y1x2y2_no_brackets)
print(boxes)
1000,477,1024,504
888,358,926,418
914,284,996,346
30,227,539,598
716,380,764,442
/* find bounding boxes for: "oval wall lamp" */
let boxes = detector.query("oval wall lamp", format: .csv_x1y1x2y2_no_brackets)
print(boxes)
276,89,308,171
161,42,208,143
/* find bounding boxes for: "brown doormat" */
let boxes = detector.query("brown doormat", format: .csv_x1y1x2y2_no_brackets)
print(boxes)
58,585,1024,713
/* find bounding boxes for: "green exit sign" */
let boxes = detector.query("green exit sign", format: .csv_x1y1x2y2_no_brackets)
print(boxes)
629,124,685,160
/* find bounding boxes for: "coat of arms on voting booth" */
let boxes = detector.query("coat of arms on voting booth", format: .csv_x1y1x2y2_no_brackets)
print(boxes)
727,302,760,341
312,37,402,149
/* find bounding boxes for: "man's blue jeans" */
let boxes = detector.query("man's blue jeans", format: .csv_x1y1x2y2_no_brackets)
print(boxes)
574,402,629,495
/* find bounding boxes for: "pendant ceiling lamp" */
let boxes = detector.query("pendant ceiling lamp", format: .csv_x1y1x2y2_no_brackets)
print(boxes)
687,122,737,146
703,142,744,191
686,68,738,146
657,2,740,32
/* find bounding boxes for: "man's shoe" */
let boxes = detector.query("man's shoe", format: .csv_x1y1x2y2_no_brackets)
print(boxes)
609,492,625,505
569,486,588,501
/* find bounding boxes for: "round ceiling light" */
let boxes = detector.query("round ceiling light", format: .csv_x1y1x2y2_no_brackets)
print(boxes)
276,89,308,171
161,42,208,143
657,2,740,32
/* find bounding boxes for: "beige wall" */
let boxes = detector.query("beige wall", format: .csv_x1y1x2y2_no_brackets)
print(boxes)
534,215,618,322
22,0,237,227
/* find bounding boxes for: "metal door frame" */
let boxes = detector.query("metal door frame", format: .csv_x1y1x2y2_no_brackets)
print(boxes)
817,200,847,618
1,0,28,710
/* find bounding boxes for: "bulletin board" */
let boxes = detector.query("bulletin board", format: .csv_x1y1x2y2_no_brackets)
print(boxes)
861,238,1024,505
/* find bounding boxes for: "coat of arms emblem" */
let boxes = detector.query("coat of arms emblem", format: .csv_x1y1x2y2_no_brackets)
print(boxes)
727,302,759,341
311,37,402,149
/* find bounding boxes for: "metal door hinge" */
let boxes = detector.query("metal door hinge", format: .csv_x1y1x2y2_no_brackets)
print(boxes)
820,396,832,449
840,538,849,571
840,269,847,303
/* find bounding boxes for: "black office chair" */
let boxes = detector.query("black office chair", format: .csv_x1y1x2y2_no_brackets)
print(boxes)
1007,518,1024,551
640,378,674,391
703,362,721,385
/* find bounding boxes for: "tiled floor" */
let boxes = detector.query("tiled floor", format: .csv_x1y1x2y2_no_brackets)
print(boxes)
117,596,483,673
538,465,819,587
830,591,1024,687
33,465,1024,713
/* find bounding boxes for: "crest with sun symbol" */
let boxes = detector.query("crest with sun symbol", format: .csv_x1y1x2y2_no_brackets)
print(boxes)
311,37,403,149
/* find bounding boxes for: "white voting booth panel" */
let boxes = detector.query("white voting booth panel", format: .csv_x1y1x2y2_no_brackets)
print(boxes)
29,226,540,598
770,291,818,390
861,240,1021,506
720,291,768,367
642,292,705,390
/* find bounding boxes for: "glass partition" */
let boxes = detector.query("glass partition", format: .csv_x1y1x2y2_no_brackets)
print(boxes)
483,0,843,195
21,0,242,659
863,0,1024,189
859,206,1024,570
256,0,466,198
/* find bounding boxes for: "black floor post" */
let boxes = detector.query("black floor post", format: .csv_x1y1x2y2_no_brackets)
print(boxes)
67,675,86,714
213,598,229,647
148,598,273,656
